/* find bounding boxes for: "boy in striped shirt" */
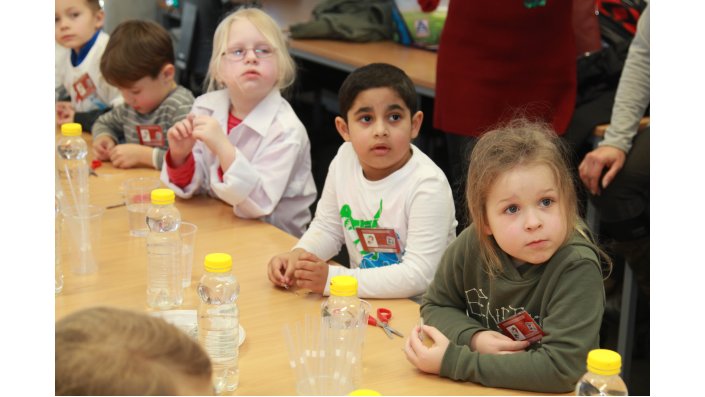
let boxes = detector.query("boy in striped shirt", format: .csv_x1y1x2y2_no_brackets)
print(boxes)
92,20,194,170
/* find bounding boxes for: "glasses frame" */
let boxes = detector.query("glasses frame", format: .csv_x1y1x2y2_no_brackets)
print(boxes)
221,46,276,62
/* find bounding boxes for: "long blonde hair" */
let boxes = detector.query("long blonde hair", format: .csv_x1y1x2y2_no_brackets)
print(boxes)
55,307,212,395
204,7,296,93
466,118,610,277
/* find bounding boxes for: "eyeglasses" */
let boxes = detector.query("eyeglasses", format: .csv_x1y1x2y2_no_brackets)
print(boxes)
221,46,275,62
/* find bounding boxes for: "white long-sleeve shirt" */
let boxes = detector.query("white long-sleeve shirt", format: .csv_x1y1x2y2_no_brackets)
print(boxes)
160,88,317,237
296,143,457,298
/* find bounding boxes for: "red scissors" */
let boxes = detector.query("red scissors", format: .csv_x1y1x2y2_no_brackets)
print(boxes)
367,308,404,339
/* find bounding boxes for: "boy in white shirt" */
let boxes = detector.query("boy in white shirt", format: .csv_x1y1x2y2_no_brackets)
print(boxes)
267,63,457,298
55,0,122,130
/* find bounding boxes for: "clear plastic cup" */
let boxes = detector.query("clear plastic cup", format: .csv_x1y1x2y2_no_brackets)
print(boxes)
180,222,198,287
296,375,353,396
61,205,105,274
123,177,161,237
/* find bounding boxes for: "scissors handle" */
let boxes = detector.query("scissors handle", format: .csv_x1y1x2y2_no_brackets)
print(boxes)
377,308,392,322
367,315,380,327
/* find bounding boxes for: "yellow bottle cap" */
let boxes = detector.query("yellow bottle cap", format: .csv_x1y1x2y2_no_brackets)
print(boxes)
586,349,622,376
150,188,175,205
348,389,381,396
61,122,82,136
204,253,233,273
329,275,357,297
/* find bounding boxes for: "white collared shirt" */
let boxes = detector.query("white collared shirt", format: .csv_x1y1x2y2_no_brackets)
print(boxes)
160,88,317,237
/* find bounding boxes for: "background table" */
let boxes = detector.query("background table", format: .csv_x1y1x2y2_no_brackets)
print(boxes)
289,39,437,98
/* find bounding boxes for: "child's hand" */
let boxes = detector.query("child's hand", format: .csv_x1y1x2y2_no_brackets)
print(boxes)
470,330,530,355
404,325,450,374
109,144,151,169
92,136,116,160
167,115,197,165
267,250,295,288
280,248,308,286
56,101,75,125
191,115,227,153
292,252,328,293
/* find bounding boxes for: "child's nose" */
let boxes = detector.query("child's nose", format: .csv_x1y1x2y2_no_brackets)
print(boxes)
373,120,389,137
243,49,259,63
524,209,542,230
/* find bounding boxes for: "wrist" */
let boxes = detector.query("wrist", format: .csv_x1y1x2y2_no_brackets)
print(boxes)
216,140,236,169
169,149,189,166
469,330,485,351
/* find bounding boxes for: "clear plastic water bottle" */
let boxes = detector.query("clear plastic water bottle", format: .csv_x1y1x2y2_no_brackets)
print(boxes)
145,188,183,309
575,349,628,396
56,122,89,210
321,275,366,390
198,253,240,393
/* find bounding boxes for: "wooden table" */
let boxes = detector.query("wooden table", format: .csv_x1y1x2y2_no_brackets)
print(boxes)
288,39,437,98
55,139,550,395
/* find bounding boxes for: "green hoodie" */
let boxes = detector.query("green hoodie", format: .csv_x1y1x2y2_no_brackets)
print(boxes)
421,224,605,393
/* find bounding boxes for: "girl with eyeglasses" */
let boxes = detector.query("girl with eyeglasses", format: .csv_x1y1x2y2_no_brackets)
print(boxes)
162,8,316,237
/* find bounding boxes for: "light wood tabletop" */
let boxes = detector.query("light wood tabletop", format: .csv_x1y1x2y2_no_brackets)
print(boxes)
55,135,554,395
288,39,437,98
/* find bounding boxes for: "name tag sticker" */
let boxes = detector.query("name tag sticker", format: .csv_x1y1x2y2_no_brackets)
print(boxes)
73,73,97,102
498,311,545,343
137,125,166,147
356,228,401,253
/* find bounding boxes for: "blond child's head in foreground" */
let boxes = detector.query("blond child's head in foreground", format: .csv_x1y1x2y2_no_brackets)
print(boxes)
335,63,423,181
205,7,295,97
55,307,213,396
100,20,177,115
55,0,103,53
467,119,590,276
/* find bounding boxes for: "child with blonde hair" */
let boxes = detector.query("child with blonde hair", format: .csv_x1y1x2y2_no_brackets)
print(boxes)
55,307,213,395
404,119,610,392
162,7,316,237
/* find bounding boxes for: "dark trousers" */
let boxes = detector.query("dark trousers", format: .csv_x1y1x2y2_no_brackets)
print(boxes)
445,133,478,232
591,127,650,296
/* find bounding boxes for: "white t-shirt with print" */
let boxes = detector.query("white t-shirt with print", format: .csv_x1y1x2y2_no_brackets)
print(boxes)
296,142,457,298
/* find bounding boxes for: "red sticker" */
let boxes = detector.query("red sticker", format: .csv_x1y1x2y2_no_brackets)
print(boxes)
497,311,545,343
136,125,166,147
73,73,97,102
356,228,401,253
131,193,151,204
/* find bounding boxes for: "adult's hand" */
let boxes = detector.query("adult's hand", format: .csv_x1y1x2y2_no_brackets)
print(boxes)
578,146,627,195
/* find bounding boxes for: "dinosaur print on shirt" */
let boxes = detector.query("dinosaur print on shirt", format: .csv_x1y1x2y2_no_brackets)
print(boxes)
340,199,401,268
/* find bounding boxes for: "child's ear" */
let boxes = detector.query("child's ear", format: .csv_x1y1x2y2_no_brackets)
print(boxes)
94,9,105,30
335,116,350,142
161,64,176,82
410,110,423,139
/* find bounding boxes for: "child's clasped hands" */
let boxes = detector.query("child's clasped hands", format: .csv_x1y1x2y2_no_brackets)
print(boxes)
267,248,329,293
